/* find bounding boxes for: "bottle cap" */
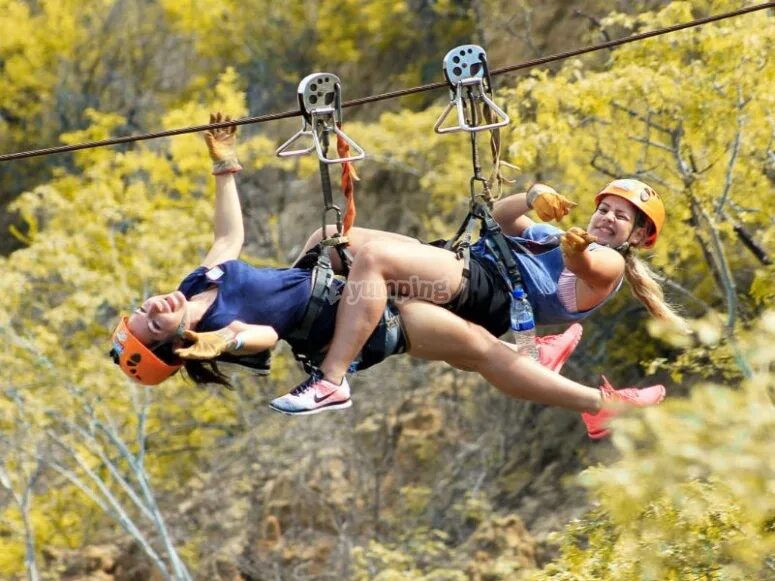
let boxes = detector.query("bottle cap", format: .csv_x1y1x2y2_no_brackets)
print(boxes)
512,287,525,299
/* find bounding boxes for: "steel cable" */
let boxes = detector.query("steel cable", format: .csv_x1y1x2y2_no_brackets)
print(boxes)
0,1,772,162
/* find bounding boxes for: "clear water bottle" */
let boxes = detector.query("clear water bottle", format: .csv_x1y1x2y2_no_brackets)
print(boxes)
510,287,538,359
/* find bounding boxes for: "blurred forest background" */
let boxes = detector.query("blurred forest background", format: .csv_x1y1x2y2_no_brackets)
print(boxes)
0,0,773,579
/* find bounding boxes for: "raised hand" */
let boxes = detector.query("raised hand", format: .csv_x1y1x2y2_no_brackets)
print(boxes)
526,183,577,222
204,112,243,175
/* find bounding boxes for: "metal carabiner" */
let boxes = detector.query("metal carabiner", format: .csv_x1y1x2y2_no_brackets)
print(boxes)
320,205,344,241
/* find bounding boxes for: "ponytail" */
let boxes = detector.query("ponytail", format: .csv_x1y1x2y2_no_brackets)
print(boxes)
623,251,689,332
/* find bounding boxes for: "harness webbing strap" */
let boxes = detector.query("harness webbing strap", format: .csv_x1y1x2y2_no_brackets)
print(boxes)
288,249,335,342
334,244,353,277
475,203,523,291
445,201,524,291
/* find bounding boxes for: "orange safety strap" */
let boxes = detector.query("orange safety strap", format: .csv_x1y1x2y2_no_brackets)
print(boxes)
336,125,359,234
482,104,517,201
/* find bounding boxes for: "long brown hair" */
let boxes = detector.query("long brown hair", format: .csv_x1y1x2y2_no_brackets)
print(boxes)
611,207,689,332
622,249,689,332
182,360,232,388
153,342,233,388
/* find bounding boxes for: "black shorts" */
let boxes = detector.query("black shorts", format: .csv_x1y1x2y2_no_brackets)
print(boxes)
425,240,511,337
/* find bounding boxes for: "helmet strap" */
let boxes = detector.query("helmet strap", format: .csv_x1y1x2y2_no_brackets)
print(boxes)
617,210,648,254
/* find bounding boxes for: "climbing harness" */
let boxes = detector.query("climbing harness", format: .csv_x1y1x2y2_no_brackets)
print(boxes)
275,73,366,347
274,73,405,373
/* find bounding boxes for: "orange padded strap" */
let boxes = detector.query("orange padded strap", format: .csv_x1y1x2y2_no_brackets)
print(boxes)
336,126,359,234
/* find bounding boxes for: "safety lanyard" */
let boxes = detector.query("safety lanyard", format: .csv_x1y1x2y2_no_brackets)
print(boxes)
433,45,523,291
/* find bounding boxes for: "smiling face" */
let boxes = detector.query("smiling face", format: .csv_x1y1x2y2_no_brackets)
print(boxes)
126,290,188,347
587,195,646,248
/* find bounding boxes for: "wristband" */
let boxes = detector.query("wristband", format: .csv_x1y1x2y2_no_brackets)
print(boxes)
212,160,243,176
525,183,542,208
229,332,246,353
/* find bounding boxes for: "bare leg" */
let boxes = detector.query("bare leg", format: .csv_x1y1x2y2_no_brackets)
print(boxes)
398,300,602,413
319,242,465,383
295,225,421,272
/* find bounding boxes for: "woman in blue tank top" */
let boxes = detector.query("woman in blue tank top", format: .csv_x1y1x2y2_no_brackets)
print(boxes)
110,113,671,439
272,182,684,437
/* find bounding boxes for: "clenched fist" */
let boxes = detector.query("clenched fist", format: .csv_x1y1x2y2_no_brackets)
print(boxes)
560,227,597,258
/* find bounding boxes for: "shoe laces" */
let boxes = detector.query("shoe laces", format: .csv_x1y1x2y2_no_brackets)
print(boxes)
291,369,323,396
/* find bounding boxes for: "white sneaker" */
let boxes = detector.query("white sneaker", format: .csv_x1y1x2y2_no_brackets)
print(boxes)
269,371,352,416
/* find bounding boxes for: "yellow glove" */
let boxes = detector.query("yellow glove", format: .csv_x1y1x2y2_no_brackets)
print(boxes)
205,112,243,175
526,183,577,222
174,328,238,360
560,227,598,258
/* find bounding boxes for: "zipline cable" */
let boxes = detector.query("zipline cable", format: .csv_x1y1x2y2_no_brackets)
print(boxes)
0,1,772,163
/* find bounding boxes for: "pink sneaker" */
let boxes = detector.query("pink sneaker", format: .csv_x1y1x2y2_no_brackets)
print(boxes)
581,376,666,439
536,323,583,373
269,371,352,416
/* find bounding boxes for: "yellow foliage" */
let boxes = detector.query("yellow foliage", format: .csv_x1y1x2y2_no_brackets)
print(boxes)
0,0,773,576
0,0,83,118
538,311,775,579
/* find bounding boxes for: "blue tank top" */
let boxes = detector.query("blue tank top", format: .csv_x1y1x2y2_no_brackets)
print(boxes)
470,223,621,325
177,260,317,339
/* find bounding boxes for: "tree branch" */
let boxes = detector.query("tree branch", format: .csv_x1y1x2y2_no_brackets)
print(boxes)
649,269,713,314
721,210,771,265
715,93,746,216
572,9,612,42
611,102,672,134
668,123,752,378
630,135,675,154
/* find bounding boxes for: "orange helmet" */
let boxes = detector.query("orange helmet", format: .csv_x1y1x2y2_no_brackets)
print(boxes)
594,179,665,248
110,316,182,385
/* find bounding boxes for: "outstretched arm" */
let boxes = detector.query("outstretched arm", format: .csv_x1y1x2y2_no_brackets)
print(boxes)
561,227,624,293
201,173,244,268
201,112,245,268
